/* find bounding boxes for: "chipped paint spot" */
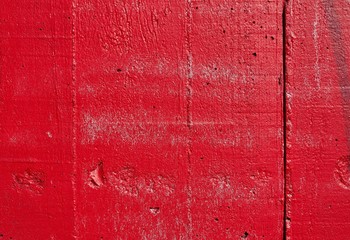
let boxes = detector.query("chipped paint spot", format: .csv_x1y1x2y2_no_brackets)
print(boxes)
149,207,160,215
334,155,350,190
46,131,53,138
88,162,105,188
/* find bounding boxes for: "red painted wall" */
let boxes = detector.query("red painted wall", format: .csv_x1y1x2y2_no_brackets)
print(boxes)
0,0,349,239
285,0,350,239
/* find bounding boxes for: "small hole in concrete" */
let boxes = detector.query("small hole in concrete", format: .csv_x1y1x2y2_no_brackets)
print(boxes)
150,207,160,215
242,231,249,238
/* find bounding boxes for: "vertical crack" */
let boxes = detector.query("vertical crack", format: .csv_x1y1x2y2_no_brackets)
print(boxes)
72,0,78,238
282,1,289,240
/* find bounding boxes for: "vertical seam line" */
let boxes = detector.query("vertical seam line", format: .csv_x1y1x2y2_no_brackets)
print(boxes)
185,0,193,238
282,1,288,240
72,0,78,238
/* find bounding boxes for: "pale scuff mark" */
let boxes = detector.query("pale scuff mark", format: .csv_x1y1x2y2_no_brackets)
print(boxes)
313,0,321,89
81,110,257,148
285,91,293,150
198,129,246,147
108,167,175,197
206,174,262,201
250,170,272,186
246,130,253,149
8,131,37,146
46,131,53,138
125,55,183,77
81,112,111,144
196,64,238,83
78,84,96,96
295,132,320,148
210,175,233,196
81,111,170,145
76,55,241,96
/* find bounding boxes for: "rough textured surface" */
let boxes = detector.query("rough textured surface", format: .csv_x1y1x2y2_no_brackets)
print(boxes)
1,0,284,239
285,0,350,239
0,0,74,239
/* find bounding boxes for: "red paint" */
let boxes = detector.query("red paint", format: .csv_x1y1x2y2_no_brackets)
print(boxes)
285,0,350,239
11,0,350,239
0,0,74,239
